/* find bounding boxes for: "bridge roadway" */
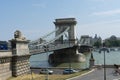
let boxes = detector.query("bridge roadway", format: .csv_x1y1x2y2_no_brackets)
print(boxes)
30,43,76,55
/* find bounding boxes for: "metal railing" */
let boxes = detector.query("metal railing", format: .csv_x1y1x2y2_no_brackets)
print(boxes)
30,43,75,55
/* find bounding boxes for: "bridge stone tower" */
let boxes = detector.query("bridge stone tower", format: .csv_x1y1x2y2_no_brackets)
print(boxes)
10,30,30,77
54,18,77,44
49,18,85,65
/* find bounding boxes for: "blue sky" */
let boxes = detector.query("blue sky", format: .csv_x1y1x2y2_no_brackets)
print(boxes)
0,0,120,41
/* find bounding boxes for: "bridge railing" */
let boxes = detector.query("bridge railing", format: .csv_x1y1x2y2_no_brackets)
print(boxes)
0,50,12,57
30,43,76,55
49,43,74,50
30,49,45,54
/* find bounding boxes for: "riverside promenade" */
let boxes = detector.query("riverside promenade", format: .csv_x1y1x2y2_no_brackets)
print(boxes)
68,68,120,80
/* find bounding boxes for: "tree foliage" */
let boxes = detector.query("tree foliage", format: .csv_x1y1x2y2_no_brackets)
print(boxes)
93,41,102,48
104,38,120,47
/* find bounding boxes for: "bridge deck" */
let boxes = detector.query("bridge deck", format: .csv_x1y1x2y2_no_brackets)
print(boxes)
30,43,76,55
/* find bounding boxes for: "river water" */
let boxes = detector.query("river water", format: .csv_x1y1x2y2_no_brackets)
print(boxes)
93,50,120,65
29,51,120,69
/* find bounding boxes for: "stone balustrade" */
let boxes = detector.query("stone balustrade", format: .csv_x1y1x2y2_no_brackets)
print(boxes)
0,51,12,57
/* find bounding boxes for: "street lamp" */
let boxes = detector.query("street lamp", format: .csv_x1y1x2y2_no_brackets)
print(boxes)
43,45,49,80
68,39,72,71
99,43,109,80
30,69,34,80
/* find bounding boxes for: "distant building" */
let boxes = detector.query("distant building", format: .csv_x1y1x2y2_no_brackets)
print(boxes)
92,34,102,45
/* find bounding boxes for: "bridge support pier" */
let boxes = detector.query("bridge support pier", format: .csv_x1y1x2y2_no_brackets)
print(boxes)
48,46,86,66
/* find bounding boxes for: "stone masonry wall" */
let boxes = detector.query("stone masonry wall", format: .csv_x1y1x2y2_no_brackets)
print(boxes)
0,51,12,80
12,55,30,77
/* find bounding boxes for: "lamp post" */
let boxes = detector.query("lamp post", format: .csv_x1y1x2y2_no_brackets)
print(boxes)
31,69,34,80
99,43,109,80
68,39,72,71
43,45,49,80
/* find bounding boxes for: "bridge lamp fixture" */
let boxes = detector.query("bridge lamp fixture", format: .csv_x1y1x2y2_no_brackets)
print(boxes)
99,42,109,80
43,45,49,80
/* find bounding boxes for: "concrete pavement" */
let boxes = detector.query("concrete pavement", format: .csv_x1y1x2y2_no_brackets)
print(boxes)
68,68,120,80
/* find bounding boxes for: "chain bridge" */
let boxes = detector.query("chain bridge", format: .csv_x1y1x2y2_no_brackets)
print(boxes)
29,18,92,64
0,18,93,79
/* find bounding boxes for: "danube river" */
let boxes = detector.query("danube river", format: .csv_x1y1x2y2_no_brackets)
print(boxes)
93,50,120,65
29,51,120,69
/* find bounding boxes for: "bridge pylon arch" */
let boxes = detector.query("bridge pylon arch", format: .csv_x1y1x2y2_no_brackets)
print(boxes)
54,18,77,44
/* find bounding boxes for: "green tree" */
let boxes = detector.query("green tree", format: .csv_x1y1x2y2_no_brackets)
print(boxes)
105,40,111,47
94,41,102,48
104,38,120,47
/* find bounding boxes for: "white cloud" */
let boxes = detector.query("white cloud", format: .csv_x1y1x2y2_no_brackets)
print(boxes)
92,9,120,16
